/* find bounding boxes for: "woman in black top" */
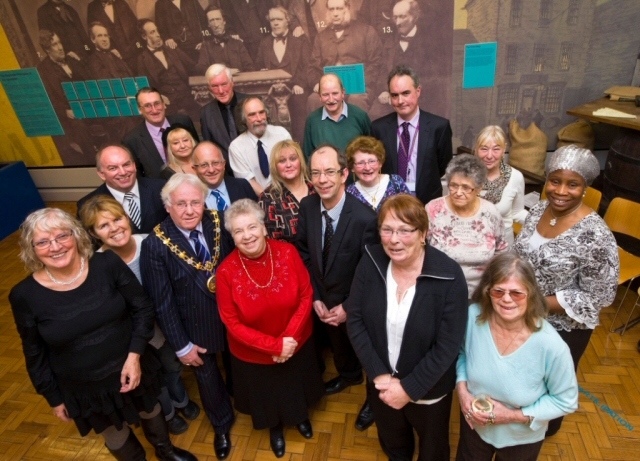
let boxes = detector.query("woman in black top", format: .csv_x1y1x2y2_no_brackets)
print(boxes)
9,208,195,461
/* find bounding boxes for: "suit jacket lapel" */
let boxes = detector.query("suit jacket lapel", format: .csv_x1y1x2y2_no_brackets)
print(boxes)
210,103,232,149
140,120,163,166
324,196,352,274
387,116,399,173
309,199,324,275
225,178,239,202
416,111,431,187
163,219,211,295
137,180,151,232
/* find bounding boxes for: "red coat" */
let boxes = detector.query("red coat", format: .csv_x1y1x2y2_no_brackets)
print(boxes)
216,239,313,364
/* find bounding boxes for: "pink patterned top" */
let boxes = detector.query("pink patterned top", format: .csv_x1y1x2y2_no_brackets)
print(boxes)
426,197,508,295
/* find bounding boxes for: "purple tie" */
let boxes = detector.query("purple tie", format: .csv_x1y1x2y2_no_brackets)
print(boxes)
398,122,411,180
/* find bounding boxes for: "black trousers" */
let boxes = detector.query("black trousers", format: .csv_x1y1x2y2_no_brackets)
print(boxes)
191,353,234,434
325,321,362,380
546,328,593,437
369,382,452,461
456,411,543,461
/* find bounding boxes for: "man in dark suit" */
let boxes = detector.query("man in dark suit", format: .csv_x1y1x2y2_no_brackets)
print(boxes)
87,0,140,70
77,145,168,234
296,144,378,431
154,0,208,62
136,19,200,120
141,174,235,460
192,141,258,211
122,87,199,179
371,65,452,206
195,7,254,74
37,0,91,60
200,64,247,176
219,0,273,57
256,5,310,142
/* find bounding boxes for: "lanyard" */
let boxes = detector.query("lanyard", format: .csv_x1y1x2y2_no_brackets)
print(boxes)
397,123,420,163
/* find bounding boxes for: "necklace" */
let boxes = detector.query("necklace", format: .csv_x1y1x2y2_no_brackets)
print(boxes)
45,257,85,285
358,176,382,208
491,319,526,355
549,202,582,226
153,210,221,292
239,242,274,288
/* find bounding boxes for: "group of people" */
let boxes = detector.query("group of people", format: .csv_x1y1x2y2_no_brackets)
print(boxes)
12,44,622,461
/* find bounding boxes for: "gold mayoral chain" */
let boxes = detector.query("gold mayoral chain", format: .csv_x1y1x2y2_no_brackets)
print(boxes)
153,210,221,292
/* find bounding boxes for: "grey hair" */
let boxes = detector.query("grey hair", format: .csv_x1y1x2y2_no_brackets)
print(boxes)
223,199,266,232
444,154,487,188
267,6,290,22
239,96,269,128
387,65,420,90
205,63,233,81
18,208,94,273
161,173,208,206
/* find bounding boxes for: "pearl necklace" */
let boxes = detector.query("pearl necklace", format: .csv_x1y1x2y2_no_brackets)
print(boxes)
239,243,274,288
548,202,582,226
45,257,85,285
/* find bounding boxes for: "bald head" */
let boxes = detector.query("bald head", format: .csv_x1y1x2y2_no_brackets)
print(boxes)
192,141,226,189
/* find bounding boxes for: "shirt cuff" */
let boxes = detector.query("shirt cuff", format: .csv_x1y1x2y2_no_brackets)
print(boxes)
556,291,597,329
175,342,194,358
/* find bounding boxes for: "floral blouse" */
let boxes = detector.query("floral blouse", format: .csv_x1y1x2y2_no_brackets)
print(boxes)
513,201,619,332
426,197,508,295
259,182,315,244
347,174,411,212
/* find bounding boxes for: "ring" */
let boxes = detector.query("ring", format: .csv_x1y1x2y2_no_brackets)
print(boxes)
186,363,191,366
488,412,496,425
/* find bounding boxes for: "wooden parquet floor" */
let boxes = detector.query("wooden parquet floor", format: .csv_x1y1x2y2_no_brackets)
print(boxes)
1,203,639,460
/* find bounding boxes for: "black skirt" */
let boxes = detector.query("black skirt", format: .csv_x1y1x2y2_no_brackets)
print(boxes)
231,338,324,430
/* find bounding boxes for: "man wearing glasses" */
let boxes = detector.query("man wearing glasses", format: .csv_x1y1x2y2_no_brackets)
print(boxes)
296,144,378,430
192,141,258,212
123,86,199,178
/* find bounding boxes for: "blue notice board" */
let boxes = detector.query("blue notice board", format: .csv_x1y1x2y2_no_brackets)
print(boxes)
324,64,366,95
463,42,498,89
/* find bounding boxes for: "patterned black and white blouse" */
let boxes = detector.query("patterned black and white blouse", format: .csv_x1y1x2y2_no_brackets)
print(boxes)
513,201,619,332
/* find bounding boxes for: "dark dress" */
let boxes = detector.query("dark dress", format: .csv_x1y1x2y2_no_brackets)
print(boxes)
9,251,160,436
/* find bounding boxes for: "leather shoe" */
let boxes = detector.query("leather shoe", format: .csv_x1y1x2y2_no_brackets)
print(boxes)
166,413,189,435
296,419,313,439
213,432,231,460
178,400,201,421
269,428,285,458
354,400,374,431
324,375,364,395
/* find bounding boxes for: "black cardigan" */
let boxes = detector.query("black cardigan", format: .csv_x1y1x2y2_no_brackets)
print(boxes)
347,243,468,401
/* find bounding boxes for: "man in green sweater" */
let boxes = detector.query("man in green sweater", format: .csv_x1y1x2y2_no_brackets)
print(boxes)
302,74,372,159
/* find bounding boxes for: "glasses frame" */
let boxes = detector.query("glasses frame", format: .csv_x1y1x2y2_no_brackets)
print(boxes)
488,288,528,302
194,161,225,170
379,227,419,238
310,168,344,179
32,232,74,250
448,183,476,194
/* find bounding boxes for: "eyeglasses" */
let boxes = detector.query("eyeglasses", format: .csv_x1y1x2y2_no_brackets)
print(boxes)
379,227,418,238
174,200,203,210
353,159,379,168
310,168,343,179
33,232,73,250
194,161,224,170
488,288,527,302
140,101,163,111
448,183,475,194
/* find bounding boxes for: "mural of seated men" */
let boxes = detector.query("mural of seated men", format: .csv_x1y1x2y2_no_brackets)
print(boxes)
255,5,311,142
307,0,383,113
37,30,95,165
136,19,200,120
195,6,255,75
37,0,92,61
154,0,207,63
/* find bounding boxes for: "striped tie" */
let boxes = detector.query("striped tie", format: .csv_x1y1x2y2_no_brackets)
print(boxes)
189,230,211,266
124,192,141,228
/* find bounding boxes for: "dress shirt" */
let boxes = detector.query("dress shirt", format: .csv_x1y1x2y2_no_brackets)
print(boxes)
228,124,291,188
321,101,348,122
319,189,346,246
385,263,414,373
396,110,420,192
104,3,115,22
148,46,169,69
399,25,417,52
205,180,231,210
273,32,287,62
106,181,141,214
146,118,171,162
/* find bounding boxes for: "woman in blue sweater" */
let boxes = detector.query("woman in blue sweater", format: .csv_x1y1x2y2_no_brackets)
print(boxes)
456,253,578,461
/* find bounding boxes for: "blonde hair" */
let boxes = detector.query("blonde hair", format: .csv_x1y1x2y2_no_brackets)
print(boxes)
473,125,507,154
166,128,196,165
268,140,309,198
19,208,94,273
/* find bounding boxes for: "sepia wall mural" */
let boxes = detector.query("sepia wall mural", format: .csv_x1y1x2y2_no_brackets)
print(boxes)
0,0,638,167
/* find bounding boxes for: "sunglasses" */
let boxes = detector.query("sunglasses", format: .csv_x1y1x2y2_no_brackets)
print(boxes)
488,288,527,302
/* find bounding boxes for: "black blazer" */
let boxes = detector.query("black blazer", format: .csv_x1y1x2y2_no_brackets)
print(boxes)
122,114,197,179
255,33,310,89
296,192,377,311
199,92,247,175
225,176,258,203
347,244,468,401
372,109,453,206
140,212,234,354
87,0,139,63
76,177,168,234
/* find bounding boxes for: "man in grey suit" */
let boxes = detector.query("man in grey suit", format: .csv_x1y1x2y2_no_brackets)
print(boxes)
141,174,235,460
122,87,199,179
192,141,258,211
199,64,247,176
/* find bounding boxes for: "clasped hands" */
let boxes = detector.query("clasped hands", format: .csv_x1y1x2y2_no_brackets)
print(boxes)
313,300,346,327
456,382,524,429
373,374,411,409
272,337,297,363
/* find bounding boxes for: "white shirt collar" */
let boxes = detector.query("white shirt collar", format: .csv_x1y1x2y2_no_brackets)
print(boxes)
321,102,349,121
106,180,140,204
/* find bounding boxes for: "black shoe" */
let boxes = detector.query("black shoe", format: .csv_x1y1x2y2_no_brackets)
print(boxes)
296,419,313,439
214,432,232,460
269,426,285,458
324,375,364,395
354,400,374,431
166,413,189,435
140,412,197,461
178,400,201,421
